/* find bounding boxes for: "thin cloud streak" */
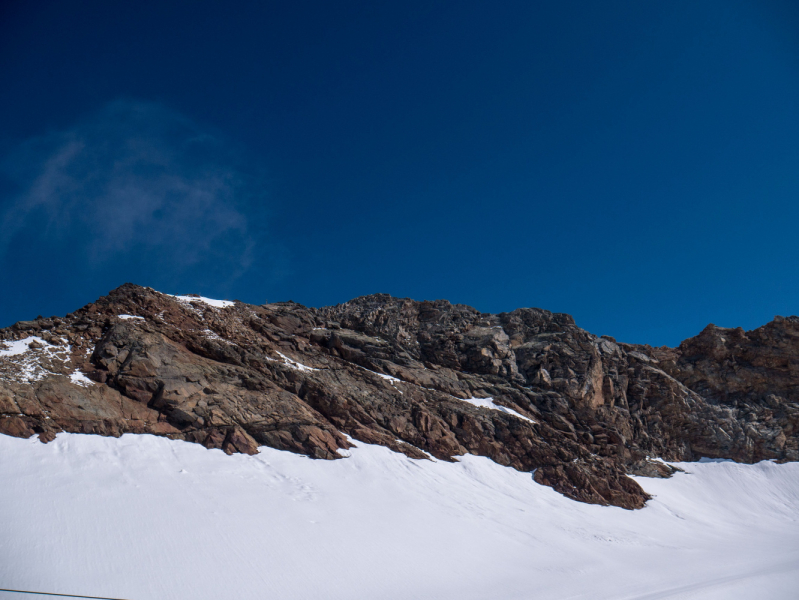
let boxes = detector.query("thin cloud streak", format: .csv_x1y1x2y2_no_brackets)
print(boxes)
1,100,257,282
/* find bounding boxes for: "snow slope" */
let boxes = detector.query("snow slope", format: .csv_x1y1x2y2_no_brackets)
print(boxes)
1,433,797,600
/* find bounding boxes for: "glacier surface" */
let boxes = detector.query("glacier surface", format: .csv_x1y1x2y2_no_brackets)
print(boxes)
0,433,797,599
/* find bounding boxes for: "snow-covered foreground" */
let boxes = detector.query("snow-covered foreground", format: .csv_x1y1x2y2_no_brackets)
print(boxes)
1,434,797,600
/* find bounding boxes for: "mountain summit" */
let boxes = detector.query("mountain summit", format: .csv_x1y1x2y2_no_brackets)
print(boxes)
1,284,797,509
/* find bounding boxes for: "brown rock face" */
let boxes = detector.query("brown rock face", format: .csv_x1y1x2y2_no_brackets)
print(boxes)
1,284,797,510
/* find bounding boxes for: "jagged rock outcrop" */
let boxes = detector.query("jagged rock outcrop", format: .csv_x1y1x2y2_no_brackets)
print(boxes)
1,284,797,509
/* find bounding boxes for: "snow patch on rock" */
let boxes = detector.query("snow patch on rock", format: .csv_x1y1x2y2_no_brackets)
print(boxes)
69,371,94,387
461,396,536,423
276,351,318,372
168,294,235,309
0,337,44,357
0,337,75,384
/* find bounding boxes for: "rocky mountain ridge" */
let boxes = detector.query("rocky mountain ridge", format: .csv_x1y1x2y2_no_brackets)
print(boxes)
1,284,797,509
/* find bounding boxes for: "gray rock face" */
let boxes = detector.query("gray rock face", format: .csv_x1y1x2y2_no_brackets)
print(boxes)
1,284,797,509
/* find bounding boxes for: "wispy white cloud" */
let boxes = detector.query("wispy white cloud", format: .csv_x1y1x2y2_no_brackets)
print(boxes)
1,100,258,281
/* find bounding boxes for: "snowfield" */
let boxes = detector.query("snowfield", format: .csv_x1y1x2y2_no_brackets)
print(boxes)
1,433,797,600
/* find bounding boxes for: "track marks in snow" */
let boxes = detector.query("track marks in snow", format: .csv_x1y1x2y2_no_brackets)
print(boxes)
1,434,798,599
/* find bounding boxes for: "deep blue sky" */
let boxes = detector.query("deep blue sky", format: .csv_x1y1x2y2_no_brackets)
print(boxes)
1,0,798,346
